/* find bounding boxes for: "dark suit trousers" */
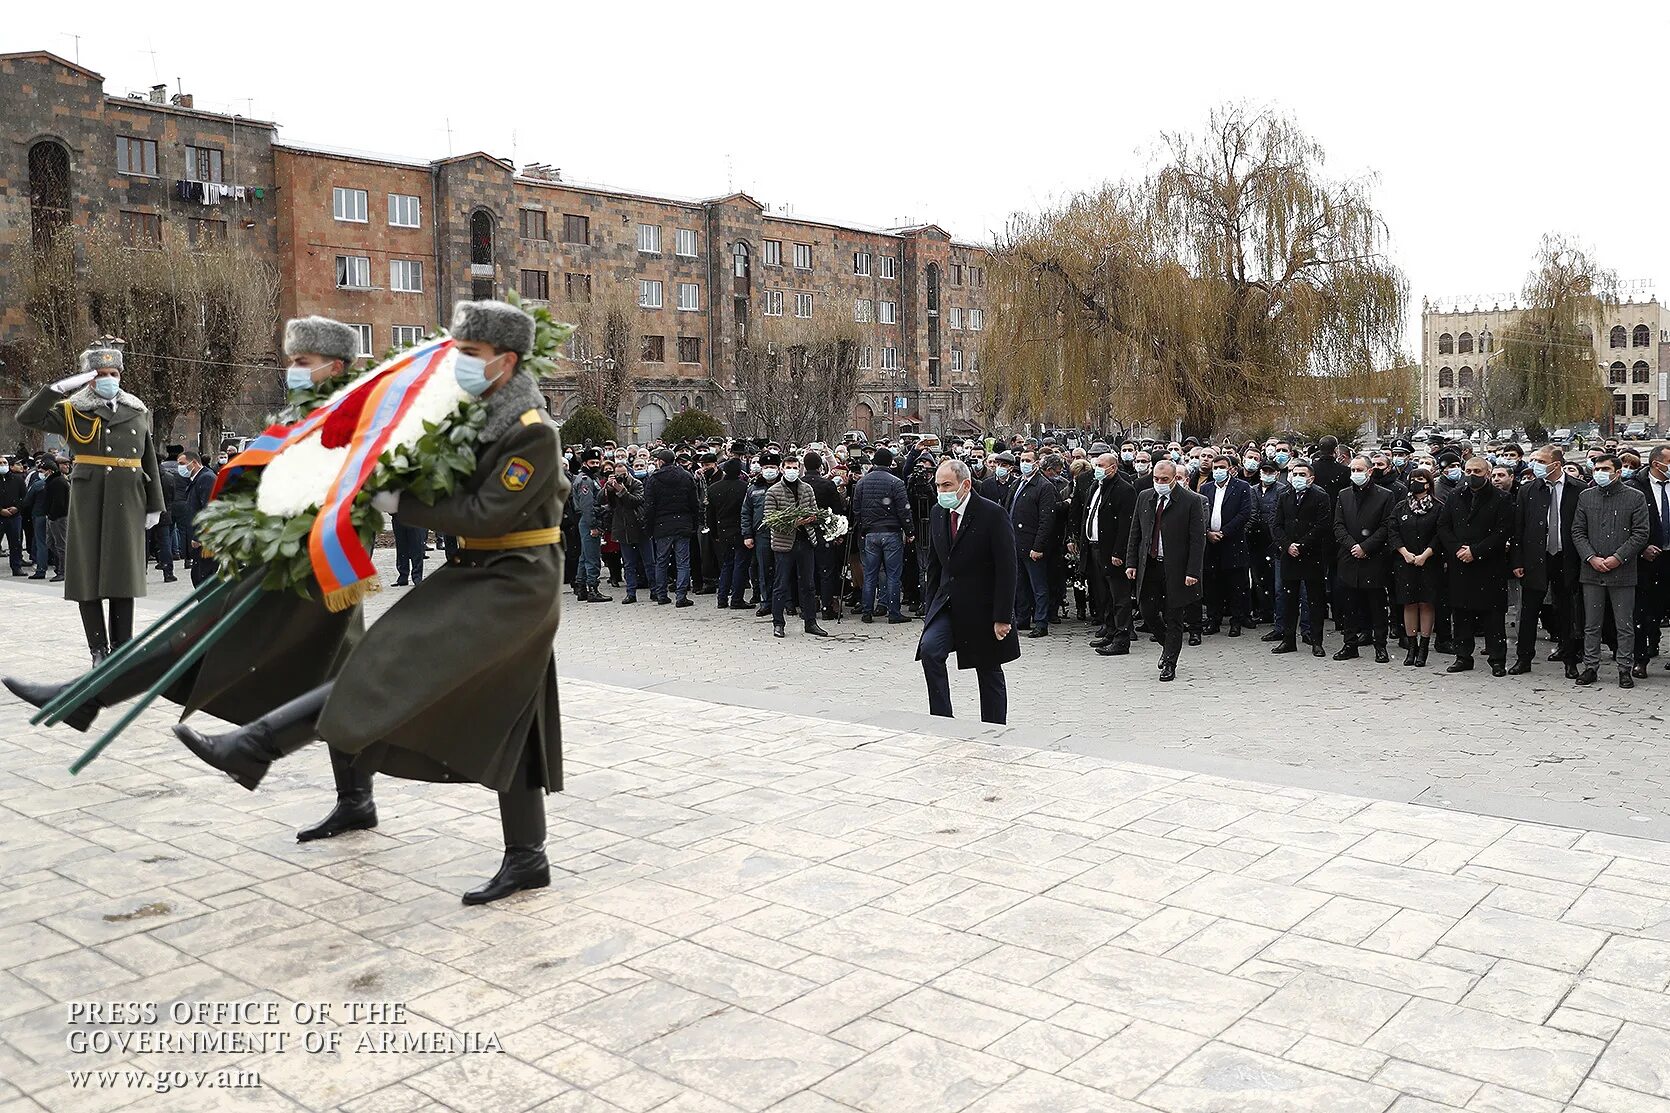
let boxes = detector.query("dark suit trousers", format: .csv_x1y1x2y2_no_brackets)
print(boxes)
1203,545,1249,626
1634,557,1666,661
1139,560,1185,665
1281,566,1327,643
1517,554,1580,664
1088,541,1128,634
772,538,817,628
1339,582,1388,647
1015,546,1051,630
1454,606,1507,666
919,608,1007,724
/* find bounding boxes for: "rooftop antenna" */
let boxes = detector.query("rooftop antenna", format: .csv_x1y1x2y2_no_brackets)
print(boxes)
446,117,453,156
144,39,159,81
511,128,518,167
63,32,81,65
726,153,733,193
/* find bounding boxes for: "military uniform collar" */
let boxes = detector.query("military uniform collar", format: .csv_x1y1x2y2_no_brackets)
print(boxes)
66,384,147,417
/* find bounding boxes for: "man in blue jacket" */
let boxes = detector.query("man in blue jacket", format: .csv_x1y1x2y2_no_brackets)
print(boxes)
851,445,912,623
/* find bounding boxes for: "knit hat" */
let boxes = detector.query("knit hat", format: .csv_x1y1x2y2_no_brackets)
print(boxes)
282,316,358,363
450,299,535,356
870,446,894,468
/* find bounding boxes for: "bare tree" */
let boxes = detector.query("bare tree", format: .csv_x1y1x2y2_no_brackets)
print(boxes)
734,314,860,445
559,276,636,429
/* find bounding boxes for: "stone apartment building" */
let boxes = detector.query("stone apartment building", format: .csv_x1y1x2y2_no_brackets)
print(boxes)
1419,294,1669,435
0,50,281,445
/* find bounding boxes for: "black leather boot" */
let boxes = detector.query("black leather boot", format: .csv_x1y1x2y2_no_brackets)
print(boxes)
1415,637,1430,667
297,747,377,841
78,601,110,664
107,598,134,648
462,785,549,905
172,682,332,791
2,675,100,732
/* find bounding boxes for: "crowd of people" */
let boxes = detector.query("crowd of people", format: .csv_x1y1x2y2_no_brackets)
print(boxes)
556,429,1670,689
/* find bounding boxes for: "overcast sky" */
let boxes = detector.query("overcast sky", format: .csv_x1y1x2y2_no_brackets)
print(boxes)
11,1,1669,350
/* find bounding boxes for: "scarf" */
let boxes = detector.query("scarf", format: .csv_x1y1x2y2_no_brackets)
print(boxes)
1407,494,1431,515
480,371,546,443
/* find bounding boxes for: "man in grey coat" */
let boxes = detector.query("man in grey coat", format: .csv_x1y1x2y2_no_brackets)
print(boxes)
1572,454,1651,688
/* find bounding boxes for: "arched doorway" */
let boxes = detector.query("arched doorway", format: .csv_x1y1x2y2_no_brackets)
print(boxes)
636,402,668,442
28,140,71,248
852,402,874,440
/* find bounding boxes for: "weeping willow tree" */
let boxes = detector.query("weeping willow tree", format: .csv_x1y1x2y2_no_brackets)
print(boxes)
982,104,1407,438
1494,234,1615,427
734,314,859,444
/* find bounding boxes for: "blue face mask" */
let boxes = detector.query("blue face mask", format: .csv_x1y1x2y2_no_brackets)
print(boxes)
93,376,121,400
1595,471,1614,487
1121,451,1134,462
1169,451,1182,462
1290,475,1309,492
1392,455,1406,466
633,469,647,479
1092,465,1106,481
994,465,1010,479
1274,452,1290,466
1211,467,1228,483
1351,472,1369,486
285,365,316,391
1260,472,1277,485
1153,480,1173,497
453,352,501,397
1622,467,1636,480
1445,467,1463,482
1019,462,1034,476
937,490,961,509
1530,460,1549,479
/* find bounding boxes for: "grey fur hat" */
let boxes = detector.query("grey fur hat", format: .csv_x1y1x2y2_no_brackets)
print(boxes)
451,299,535,357
80,347,123,373
283,316,358,363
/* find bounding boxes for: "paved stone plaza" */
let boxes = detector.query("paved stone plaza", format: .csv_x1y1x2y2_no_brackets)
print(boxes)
2,562,1670,1112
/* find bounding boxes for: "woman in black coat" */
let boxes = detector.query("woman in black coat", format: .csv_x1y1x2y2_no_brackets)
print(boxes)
1390,468,1442,666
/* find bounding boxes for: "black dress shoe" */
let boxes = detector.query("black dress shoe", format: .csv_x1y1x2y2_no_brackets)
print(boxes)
1490,663,1506,677
1311,643,1325,658
588,590,614,603
1333,646,1359,661
1446,659,1474,673
1227,624,1241,638
1090,636,1115,648
861,612,873,623
1374,647,1390,664
296,796,377,842
1095,641,1130,656
620,595,637,604
394,578,409,587
1203,624,1221,636
675,598,694,608
1619,670,1635,689
1158,662,1176,682
1187,632,1202,647
461,847,550,905
888,614,915,624
1564,662,1579,680
3,676,98,733
1507,660,1531,675
821,608,838,621
755,605,771,617
1271,642,1297,654
1574,668,1597,686
1260,630,1284,642
716,600,729,610
773,625,786,638
1632,662,1648,679
657,597,672,606
1027,627,1049,638
1548,647,1565,662
804,623,830,637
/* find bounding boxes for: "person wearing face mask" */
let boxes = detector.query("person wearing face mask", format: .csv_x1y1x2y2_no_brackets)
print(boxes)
763,452,829,638
1005,448,1057,637
1196,453,1254,640
705,457,749,610
1331,456,1394,662
568,448,611,603
1437,456,1513,675
1391,467,1442,666
1270,461,1333,656
852,444,912,623
0,454,28,578
742,451,779,615
1571,454,1651,688
275,315,358,423
641,446,701,607
1510,447,1585,677
15,343,165,662
169,299,571,906
1082,452,1138,655
1130,449,1156,493
1252,461,1288,635
1123,459,1205,682
603,457,652,604
1627,444,1670,676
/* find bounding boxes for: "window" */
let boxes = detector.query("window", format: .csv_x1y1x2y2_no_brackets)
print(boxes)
188,217,226,247
677,336,701,364
853,251,871,276
335,255,370,288
733,241,750,279
928,357,940,386
1611,325,1628,349
879,301,896,325
675,228,699,258
390,259,423,293
1610,361,1628,385
951,348,962,373
1458,332,1473,354
859,345,873,370
972,266,984,286
880,346,899,371
969,309,983,331
519,269,549,300
349,324,373,357
1437,333,1454,355
1634,360,1651,383
1457,366,1474,390
795,292,813,318
1634,324,1652,347
880,255,898,280
1614,394,1628,417
854,298,873,323
119,210,162,246
949,307,963,330
564,272,592,302
763,289,783,316
793,243,812,270
639,279,663,308
636,223,661,254
519,209,547,240
1438,366,1454,388
184,145,222,183
677,282,701,311
332,187,368,223
641,335,665,363
388,194,421,228
1634,394,1651,416
116,136,157,176
952,264,964,286
762,239,782,266
1438,396,1456,419
391,325,426,349
562,214,590,244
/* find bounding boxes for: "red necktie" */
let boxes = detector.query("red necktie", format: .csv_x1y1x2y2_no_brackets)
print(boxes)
950,510,959,543
1151,496,1166,557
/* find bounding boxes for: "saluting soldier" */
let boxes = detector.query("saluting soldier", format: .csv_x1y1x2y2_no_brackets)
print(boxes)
172,299,571,906
16,342,164,662
5,317,377,842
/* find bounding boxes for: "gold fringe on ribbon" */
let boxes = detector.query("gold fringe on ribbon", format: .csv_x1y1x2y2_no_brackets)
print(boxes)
323,576,382,613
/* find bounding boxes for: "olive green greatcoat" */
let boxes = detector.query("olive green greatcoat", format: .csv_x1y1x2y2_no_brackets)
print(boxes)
17,384,164,603
319,401,569,794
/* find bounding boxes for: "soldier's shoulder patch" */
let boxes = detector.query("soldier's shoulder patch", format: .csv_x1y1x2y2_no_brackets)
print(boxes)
502,456,534,491
520,409,541,427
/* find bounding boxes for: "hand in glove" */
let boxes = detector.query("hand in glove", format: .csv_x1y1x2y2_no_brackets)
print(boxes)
51,370,98,394
370,490,400,514
144,511,161,529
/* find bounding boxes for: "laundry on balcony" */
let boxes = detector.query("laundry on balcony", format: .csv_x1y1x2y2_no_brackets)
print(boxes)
175,180,251,205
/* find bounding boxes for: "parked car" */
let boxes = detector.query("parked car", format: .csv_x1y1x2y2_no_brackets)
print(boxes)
1623,420,1649,438
1550,428,1573,445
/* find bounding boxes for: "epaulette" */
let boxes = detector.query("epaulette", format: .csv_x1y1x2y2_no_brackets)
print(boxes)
520,409,541,427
